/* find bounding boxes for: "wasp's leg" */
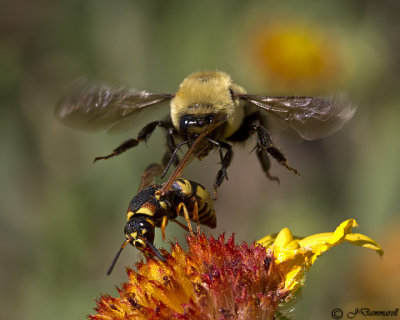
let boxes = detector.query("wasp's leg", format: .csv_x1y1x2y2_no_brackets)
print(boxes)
161,215,168,241
176,202,194,235
94,120,172,163
172,219,190,232
255,125,300,176
190,198,201,234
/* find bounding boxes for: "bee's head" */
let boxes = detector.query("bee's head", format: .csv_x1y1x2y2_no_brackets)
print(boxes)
124,217,155,251
179,111,218,140
171,71,246,139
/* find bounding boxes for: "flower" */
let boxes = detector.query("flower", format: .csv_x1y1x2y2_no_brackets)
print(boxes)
90,219,382,319
250,20,344,91
257,218,383,297
91,234,288,320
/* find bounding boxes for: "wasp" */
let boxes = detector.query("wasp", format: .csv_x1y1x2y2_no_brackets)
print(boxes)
106,162,216,275
57,71,355,194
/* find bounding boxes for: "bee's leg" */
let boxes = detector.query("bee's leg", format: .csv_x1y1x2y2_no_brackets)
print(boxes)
161,128,180,169
161,133,194,179
161,138,196,179
226,111,298,180
255,125,300,176
93,139,139,163
225,111,261,142
207,138,233,198
255,147,280,183
93,120,172,163
176,202,194,235
161,215,168,241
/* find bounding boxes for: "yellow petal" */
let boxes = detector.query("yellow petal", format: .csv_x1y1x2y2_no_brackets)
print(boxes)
274,228,294,248
257,218,383,295
298,219,383,264
257,233,277,248
298,218,358,248
340,233,383,256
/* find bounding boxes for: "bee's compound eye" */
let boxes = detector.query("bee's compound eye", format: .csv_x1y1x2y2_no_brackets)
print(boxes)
205,113,215,123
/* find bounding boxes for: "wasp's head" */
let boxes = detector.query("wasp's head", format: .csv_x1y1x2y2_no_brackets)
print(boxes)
124,217,155,251
107,217,159,276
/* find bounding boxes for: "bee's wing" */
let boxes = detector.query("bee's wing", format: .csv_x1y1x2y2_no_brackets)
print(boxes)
237,94,356,140
56,79,174,133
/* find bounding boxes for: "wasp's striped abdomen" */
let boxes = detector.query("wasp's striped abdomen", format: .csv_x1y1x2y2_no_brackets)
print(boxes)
126,179,216,230
169,179,216,228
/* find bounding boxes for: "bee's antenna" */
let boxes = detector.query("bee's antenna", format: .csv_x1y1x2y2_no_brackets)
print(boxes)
160,138,195,180
107,238,131,275
144,238,166,262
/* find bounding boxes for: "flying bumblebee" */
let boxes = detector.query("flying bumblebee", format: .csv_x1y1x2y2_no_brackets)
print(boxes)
57,71,355,192
106,163,216,275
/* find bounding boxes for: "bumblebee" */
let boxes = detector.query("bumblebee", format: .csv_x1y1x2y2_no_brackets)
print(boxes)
106,170,216,275
57,71,355,192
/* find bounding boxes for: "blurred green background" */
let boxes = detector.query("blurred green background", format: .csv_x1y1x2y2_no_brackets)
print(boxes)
1,0,399,319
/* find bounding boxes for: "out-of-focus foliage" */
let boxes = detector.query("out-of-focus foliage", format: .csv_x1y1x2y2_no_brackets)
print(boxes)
1,0,399,319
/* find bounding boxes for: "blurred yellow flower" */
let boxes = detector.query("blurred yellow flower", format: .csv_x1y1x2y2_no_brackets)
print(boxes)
258,218,383,295
250,21,344,91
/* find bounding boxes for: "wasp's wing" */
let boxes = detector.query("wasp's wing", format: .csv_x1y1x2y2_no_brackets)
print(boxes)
56,80,174,133
237,94,355,140
137,163,164,192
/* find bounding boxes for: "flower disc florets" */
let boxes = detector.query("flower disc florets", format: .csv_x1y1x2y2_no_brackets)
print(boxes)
91,234,288,320
91,219,382,320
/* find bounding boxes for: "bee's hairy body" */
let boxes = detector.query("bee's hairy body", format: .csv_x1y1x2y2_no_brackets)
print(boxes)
58,70,354,193
171,71,248,140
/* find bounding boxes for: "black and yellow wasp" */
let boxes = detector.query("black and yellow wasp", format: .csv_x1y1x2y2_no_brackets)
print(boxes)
57,71,355,194
106,162,216,275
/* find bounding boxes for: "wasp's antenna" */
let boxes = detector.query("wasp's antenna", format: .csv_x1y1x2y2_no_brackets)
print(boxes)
107,238,131,275
144,238,166,262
